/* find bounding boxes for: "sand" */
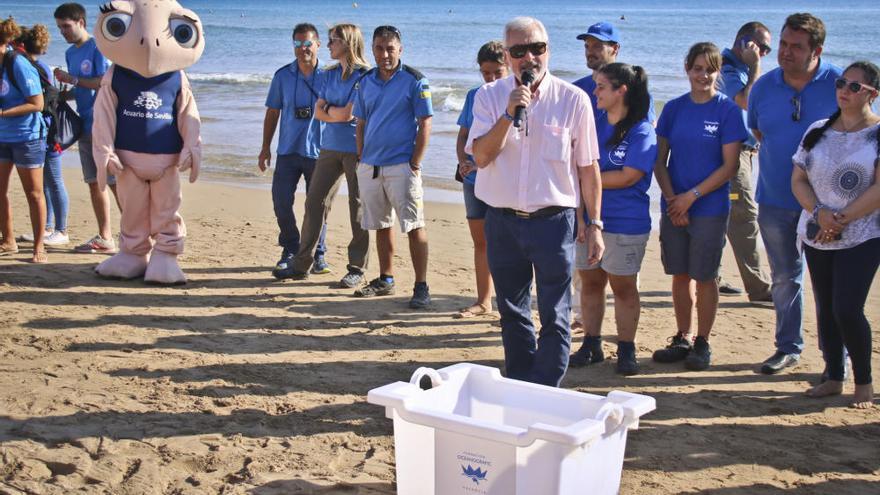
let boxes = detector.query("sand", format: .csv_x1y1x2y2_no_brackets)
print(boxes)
0,165,878,494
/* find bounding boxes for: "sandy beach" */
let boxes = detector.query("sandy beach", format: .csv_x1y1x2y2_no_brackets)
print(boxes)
0,164,878,494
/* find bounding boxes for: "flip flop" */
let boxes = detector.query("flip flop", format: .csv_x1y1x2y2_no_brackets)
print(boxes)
456,303,491,318
0,243,19,256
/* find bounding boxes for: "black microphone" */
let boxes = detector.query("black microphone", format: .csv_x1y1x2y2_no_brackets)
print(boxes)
513,70,535,128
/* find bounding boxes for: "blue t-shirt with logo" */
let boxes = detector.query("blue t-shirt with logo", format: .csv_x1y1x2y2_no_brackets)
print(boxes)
748,60,842,211
656,92,748,217
0,52,45,142
319,64,367,154
719,48,757,149
65,37,111,133
266,61,324,158
456,86,478,185
353,63,433,166
587,113,657,234
573,73,656,123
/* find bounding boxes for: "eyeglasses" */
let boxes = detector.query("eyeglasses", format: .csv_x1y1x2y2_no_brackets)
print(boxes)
507,42,547,59
373,25,401,40
835,77,877,94
293,39,315,48
790,95,801,121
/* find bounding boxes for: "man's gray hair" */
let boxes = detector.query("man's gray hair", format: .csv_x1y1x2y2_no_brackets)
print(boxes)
504,17,548,45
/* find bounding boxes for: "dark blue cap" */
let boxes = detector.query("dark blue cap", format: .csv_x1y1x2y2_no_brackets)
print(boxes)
576,22,620,44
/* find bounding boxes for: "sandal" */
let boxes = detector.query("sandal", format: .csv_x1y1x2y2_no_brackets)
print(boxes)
0,242,19,256
30,249,48,264
456,303,491,318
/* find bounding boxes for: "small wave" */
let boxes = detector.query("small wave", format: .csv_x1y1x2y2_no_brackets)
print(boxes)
188,72,272,85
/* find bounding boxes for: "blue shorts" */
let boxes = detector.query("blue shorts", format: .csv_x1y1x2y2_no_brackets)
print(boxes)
0,139,46,168
463,181,488,220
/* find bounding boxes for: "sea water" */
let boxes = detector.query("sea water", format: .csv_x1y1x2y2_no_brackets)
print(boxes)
7,0,880,191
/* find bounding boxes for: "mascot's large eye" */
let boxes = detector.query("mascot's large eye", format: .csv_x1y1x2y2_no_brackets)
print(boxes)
101,13,132,41
169,18,198,48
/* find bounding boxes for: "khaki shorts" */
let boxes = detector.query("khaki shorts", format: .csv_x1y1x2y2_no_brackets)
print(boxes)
576,231,649,276
357,162,425,233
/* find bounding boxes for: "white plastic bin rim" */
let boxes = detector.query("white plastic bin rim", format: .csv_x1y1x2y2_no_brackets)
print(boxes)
367,363,656,448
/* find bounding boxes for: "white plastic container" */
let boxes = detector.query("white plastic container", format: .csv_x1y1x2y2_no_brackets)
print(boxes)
367,363,655,495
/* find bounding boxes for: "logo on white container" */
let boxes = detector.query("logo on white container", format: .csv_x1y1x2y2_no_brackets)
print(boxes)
134,91,162,110
461,464,488,485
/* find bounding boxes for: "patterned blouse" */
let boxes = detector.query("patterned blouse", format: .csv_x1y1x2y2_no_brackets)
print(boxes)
792,120,880,250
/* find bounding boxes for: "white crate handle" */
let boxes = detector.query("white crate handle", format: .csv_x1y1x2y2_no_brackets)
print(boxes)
595,402,625,435
409,367,443,389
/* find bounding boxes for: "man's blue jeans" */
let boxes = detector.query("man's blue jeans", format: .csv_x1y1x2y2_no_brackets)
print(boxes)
485,207,575,387
757,204,804,355
272,153,327,257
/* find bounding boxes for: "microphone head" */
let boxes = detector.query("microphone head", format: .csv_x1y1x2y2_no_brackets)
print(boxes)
520,70,536,85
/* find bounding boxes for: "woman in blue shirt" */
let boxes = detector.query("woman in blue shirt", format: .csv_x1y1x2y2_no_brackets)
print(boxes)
0,18,48,263
454,41,507,318
652,42,747,371
569,63,657,375
18,24,69,247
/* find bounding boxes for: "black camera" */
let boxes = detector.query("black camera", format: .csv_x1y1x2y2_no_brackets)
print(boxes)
295,106,312,119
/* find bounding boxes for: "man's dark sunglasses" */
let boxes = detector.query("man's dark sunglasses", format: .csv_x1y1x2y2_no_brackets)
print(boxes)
835,77,877,93
507,42,547,59
741,36,771,56
373,25,401,40
791,95,801,122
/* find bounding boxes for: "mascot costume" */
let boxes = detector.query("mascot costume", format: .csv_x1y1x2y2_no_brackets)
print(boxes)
91,0,204,284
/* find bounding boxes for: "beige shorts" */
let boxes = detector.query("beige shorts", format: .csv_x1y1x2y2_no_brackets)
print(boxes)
576,231,649,276
357,162,425,233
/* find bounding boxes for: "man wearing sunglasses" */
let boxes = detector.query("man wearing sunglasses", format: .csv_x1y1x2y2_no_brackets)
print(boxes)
747,13,842,375
716,22,774,303
351,25,433,309
259,23,330,280
467,17,603,387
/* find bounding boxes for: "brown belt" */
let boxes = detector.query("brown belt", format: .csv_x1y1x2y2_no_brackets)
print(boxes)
498,206,569,219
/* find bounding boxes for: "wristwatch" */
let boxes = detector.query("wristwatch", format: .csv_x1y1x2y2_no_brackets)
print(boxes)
691,188,701,198
586,218,604,230
410,162,421,170
502,110,515,122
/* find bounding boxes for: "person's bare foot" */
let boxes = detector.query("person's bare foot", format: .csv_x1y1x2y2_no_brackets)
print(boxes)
571,321,584,335
30,248,48,264
851,384,874,409
806,380,843,397
456,302,491,319
0,241,18,256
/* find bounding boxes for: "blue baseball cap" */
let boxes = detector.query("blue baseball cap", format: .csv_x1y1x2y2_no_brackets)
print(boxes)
576,22,620,44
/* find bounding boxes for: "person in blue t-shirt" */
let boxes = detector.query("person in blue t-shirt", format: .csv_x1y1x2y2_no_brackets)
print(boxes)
569,63,656,376
652,42,748,372
455,40,507,319
747,13,843,377
352,25,433,308
0,17,48,263
285,23,371,286
17,24,70,248
54,2,117,254
259,23,328,280
572,21,656,123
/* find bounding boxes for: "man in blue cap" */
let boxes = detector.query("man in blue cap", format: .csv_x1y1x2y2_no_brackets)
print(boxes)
573,22,619,115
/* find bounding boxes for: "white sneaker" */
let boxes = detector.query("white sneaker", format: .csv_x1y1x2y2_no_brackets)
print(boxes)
44,231,70,246
16,230,51,243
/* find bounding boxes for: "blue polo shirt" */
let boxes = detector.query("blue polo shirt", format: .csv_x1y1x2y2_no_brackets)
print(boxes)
748,60,842,211
573,73,656,122
319,64,367,154
65,38,111,133
353,63,433,166
656,92,748,217
456,86,479,185
720,48,757,149
0,52,45,142
265,61,324,158
589,112,657,234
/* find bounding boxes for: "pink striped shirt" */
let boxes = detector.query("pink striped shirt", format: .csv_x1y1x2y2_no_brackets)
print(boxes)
465,73,599,212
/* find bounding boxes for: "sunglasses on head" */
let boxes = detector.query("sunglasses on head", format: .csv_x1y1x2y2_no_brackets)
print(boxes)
835,77,877,94
373,25,401,40
293,39,315,48
507,42,547,59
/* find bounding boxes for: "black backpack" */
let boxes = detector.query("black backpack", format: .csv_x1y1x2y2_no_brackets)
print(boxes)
2,50,82,150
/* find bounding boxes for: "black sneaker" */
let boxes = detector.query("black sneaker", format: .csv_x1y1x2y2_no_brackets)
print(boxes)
684,336,711,371
409,282,431,309
569,335,605,368
354,277,395,297
339,270,365,288
616,341,639,376
760,351,799,375
718,279,744,296
652,334,692,363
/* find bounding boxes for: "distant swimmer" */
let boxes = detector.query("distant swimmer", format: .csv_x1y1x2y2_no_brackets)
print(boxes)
620,15,626,20
353,2,358,7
